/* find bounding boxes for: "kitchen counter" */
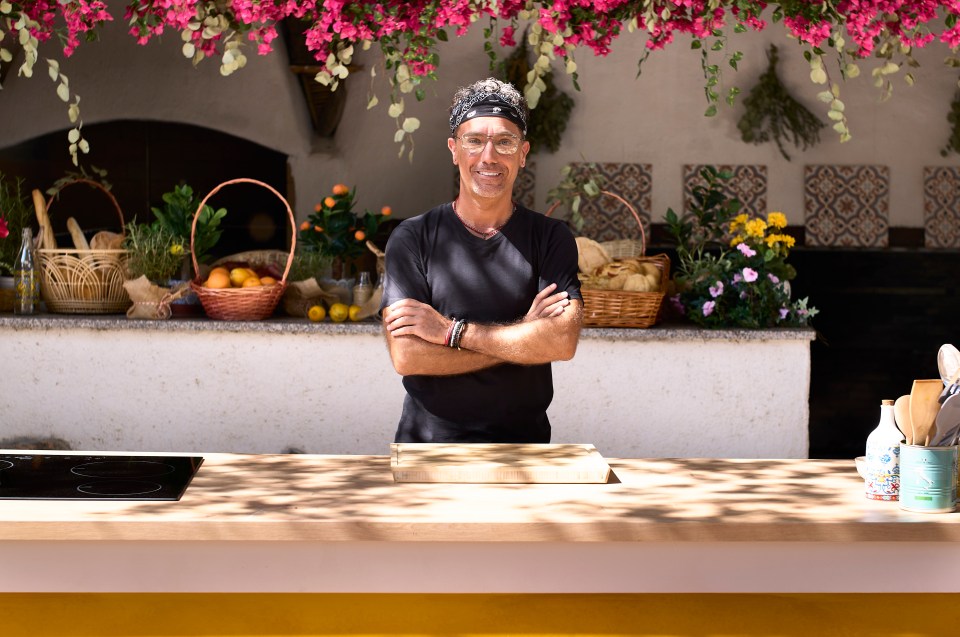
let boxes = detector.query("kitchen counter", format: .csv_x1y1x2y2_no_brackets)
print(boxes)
3,452,957,637
1,452,957,593
0,315,815,458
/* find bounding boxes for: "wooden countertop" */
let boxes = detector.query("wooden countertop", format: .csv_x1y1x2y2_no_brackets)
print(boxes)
1,453,956,543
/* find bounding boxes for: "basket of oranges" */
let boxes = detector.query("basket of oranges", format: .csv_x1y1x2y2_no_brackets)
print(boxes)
189,178,295,320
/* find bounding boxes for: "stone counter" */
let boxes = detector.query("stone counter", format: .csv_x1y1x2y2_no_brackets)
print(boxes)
0,314,815,457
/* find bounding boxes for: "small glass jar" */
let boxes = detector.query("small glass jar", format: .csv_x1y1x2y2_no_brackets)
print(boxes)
352,271,373,307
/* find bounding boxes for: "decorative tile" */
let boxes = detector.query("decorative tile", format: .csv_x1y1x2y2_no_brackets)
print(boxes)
804,165,889,247
923,166,960,248
452,161,536,210
570,162,653,242
683,164,768,219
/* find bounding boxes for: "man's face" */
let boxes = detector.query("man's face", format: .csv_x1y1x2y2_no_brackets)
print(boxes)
448,117,530,202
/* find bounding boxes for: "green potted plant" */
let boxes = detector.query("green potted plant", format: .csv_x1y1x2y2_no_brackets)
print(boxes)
150,183,227,278
0,174,33,312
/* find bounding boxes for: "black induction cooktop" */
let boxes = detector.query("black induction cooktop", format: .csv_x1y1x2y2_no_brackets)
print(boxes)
0,453,204,501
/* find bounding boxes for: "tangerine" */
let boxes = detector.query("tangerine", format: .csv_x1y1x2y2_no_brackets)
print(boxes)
323,196,336,208
332,184,350,196
229,268,253,287
381,206,392,216
354,230,366,241
260,276,278,286
242,277,262,288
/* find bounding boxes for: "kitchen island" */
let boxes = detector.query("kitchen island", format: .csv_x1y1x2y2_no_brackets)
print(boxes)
0,315,814,458
1,452,959,635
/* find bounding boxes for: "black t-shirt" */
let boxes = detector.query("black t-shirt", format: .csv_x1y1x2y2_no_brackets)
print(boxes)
380,202,582,443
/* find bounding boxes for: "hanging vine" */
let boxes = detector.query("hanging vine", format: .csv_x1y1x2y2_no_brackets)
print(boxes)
941,84,960,157
737,44,824,161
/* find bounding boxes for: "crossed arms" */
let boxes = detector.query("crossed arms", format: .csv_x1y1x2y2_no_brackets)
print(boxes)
382,283,583,377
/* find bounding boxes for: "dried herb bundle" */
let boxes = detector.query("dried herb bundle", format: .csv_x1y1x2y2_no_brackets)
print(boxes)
738,45,823,161
499,28,574,155
941,86,960,157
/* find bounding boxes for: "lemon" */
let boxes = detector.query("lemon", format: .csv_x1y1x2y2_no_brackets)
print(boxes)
329,302,349,323
229,267,253,287
348,304,362,321
307,305,326,322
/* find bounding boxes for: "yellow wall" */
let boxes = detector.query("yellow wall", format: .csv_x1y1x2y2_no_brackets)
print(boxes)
3,593,957,636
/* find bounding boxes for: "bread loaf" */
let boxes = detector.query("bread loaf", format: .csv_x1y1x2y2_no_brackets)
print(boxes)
66,217,90,250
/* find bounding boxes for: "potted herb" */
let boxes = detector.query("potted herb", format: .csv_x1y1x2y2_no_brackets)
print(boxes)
0,174,33,312
123,221,186,284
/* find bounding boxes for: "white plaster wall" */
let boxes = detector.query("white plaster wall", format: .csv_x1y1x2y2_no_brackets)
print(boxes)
0,325,810,458
0,14,955,227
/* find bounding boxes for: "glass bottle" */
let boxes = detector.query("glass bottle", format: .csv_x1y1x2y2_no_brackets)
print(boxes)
352,271,373,307
13,227,37,315
864,399,903,501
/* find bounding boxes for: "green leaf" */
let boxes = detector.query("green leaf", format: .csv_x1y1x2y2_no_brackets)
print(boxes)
437,29,448,42
704,104,717,117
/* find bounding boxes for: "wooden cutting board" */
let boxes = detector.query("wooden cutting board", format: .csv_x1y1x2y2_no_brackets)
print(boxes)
390,443,612,484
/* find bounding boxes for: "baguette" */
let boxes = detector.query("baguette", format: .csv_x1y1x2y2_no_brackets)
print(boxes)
32,189,56,249
89,230,125,250
66,217,90,250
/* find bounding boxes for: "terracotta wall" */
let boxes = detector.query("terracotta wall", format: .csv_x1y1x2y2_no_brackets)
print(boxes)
0,16,955,230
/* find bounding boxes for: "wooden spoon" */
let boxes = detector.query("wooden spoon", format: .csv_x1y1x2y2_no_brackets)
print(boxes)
894,395,914,445
911,379,944,446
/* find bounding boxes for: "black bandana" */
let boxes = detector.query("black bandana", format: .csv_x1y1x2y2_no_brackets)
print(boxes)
449,92,527,136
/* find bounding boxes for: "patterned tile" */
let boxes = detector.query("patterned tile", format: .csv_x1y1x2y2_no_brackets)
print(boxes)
804,165,889,247
924,167,960,248
683,164,768,219
452,161,536,210
570,162,653,242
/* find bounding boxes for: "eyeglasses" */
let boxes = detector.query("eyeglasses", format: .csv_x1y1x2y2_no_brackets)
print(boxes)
456,133,523,155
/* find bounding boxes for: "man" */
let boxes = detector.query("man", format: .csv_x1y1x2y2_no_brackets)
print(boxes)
380,77,583,443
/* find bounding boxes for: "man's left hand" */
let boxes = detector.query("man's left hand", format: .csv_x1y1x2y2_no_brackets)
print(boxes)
383,298,450,345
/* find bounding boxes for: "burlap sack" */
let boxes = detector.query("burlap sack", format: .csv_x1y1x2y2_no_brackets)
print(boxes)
123,276,190,320
283,278,342,317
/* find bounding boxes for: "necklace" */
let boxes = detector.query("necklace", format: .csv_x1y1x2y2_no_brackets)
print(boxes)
452,198,514,239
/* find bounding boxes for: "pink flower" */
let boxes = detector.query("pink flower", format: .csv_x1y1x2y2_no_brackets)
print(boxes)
779,308,790,320
736,242,756,257
709,280,724,298
0,215,8,239
742,268,758,283
702,300,715,317
768,273,780,284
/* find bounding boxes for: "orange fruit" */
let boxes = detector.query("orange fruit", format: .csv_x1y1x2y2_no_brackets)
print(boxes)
299,220,311,231
307,305,326,322
381,206,392,216
354,230,366,241
314,225,323,232
348,304,362,321
242,277,262,288
260,276,278,286
332,184,349,196
205,270,231,289
329,302,349,323
324,196,336,208
209,266,230,278
314,203,323,213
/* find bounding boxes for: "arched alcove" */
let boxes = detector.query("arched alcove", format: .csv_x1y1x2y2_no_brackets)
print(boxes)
0,120,290,259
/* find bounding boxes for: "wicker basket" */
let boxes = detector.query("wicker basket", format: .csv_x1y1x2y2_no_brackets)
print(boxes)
189,179,295,320
35,179,131,314
548,190,670,328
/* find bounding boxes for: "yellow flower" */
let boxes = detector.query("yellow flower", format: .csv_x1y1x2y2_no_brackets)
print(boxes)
729,234,745,247
745,218,767,238
728,213,749,233
170,243,184,256
765,233,796,249
767,211,788,229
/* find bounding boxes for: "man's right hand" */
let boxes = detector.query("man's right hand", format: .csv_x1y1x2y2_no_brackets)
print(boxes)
525,283,570,321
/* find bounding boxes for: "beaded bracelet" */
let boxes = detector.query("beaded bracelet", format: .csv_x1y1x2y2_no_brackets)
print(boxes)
450,319,467,350
444,318,457,347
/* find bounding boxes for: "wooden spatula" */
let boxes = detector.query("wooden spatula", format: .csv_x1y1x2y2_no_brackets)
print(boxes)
894,395,913,445
911,379,944,446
